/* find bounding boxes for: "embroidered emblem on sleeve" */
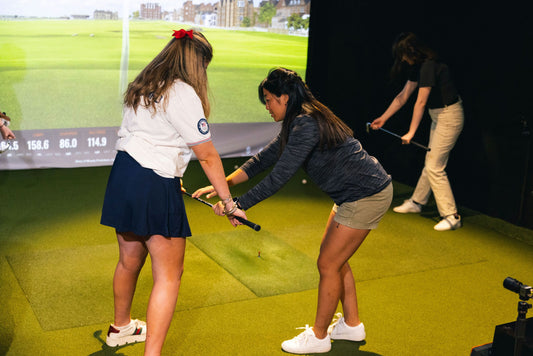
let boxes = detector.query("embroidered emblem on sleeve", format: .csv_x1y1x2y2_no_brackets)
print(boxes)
197,118,209,135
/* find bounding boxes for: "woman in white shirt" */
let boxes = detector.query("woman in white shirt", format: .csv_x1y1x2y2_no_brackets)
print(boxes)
101,29,246,355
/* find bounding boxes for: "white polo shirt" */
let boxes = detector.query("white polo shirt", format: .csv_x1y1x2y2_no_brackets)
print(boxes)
116,80,211,178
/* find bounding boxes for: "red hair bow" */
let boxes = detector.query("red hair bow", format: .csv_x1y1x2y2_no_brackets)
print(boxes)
173,29,193,39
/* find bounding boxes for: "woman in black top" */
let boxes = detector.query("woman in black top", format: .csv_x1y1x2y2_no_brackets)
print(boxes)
371,32,464,231
195,68,392,354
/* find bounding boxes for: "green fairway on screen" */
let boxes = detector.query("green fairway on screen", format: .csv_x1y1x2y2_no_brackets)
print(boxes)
0,20,308,130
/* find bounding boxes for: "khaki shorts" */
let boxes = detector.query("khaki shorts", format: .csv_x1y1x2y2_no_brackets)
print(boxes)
332,182,393,230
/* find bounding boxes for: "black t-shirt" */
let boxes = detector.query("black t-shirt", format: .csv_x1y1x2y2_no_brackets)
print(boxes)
408,59,459,109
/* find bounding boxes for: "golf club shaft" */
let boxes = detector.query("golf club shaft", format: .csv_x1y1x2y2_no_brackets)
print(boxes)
366,123,431,151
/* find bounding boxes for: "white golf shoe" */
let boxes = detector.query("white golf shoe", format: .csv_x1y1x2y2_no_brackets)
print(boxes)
393,199,422,213
281,325,331,354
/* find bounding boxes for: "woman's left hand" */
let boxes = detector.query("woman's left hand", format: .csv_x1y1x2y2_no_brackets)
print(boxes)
370,117,386,130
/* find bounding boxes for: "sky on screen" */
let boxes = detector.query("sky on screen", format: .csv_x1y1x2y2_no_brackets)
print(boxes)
2,0,261,18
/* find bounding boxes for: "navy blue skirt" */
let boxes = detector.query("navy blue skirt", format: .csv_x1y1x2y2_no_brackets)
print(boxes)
101,151,192,238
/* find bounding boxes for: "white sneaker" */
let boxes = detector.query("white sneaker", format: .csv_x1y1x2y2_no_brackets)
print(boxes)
393,199,422,213
328,313,366,342
434,215,462,231
281,325,331,354
106,319,147,347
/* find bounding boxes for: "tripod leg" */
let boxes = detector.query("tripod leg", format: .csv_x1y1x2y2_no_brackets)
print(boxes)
514,302,530,356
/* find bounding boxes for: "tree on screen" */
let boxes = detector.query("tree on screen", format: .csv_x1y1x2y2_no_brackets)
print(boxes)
258,3,276,27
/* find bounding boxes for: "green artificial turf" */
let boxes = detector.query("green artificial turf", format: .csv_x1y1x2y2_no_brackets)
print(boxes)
6,242,256,331
190,229,318,297
1,159,533,355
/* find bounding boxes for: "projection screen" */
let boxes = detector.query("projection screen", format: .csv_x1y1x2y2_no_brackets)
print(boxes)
0,0,309,170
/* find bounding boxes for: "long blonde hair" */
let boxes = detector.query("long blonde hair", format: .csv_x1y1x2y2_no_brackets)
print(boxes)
124,30,213,117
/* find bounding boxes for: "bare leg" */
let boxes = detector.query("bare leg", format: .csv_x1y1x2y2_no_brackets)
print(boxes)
113,231,148,326
143,235,186,356
313,211,370,339
338,262,360,327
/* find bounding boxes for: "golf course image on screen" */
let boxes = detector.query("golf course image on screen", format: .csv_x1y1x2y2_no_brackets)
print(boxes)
0,19,308,169
1,20,308,130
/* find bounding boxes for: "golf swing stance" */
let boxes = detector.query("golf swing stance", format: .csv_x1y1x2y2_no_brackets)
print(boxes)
194,68,392,354
371,32,464,231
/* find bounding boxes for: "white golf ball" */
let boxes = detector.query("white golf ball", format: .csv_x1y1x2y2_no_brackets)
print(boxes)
302,179,307,184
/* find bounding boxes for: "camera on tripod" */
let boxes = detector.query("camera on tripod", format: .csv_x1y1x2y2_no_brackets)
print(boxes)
471,277,533,356
504,277,533,301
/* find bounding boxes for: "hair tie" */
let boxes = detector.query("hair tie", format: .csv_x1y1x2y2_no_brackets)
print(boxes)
173,29,193,39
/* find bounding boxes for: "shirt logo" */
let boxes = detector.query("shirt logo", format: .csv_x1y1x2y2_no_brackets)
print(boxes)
197,118,209,135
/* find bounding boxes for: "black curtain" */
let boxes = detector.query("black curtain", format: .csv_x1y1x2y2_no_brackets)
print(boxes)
305,0,533,227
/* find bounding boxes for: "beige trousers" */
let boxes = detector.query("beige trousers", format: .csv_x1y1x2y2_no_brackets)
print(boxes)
411,99,464,217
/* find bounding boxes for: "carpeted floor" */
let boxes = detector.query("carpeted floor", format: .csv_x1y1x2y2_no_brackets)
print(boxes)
1,158,533,355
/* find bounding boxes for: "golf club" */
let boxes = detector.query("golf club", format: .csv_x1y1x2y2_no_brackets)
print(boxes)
366,122,430,151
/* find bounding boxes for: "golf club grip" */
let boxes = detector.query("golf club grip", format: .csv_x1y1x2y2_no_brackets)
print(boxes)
234,215,261,231
411,141,431,151
183,191,261,231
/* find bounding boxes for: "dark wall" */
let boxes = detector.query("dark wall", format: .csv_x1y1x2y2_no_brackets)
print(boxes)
305,0,533,227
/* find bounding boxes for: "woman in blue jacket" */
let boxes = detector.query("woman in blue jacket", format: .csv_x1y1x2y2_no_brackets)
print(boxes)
195,67,393,354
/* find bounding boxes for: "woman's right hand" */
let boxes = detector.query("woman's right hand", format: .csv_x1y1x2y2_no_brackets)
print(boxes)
227,207,247,227
192,185,217,199
213,201,248,227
